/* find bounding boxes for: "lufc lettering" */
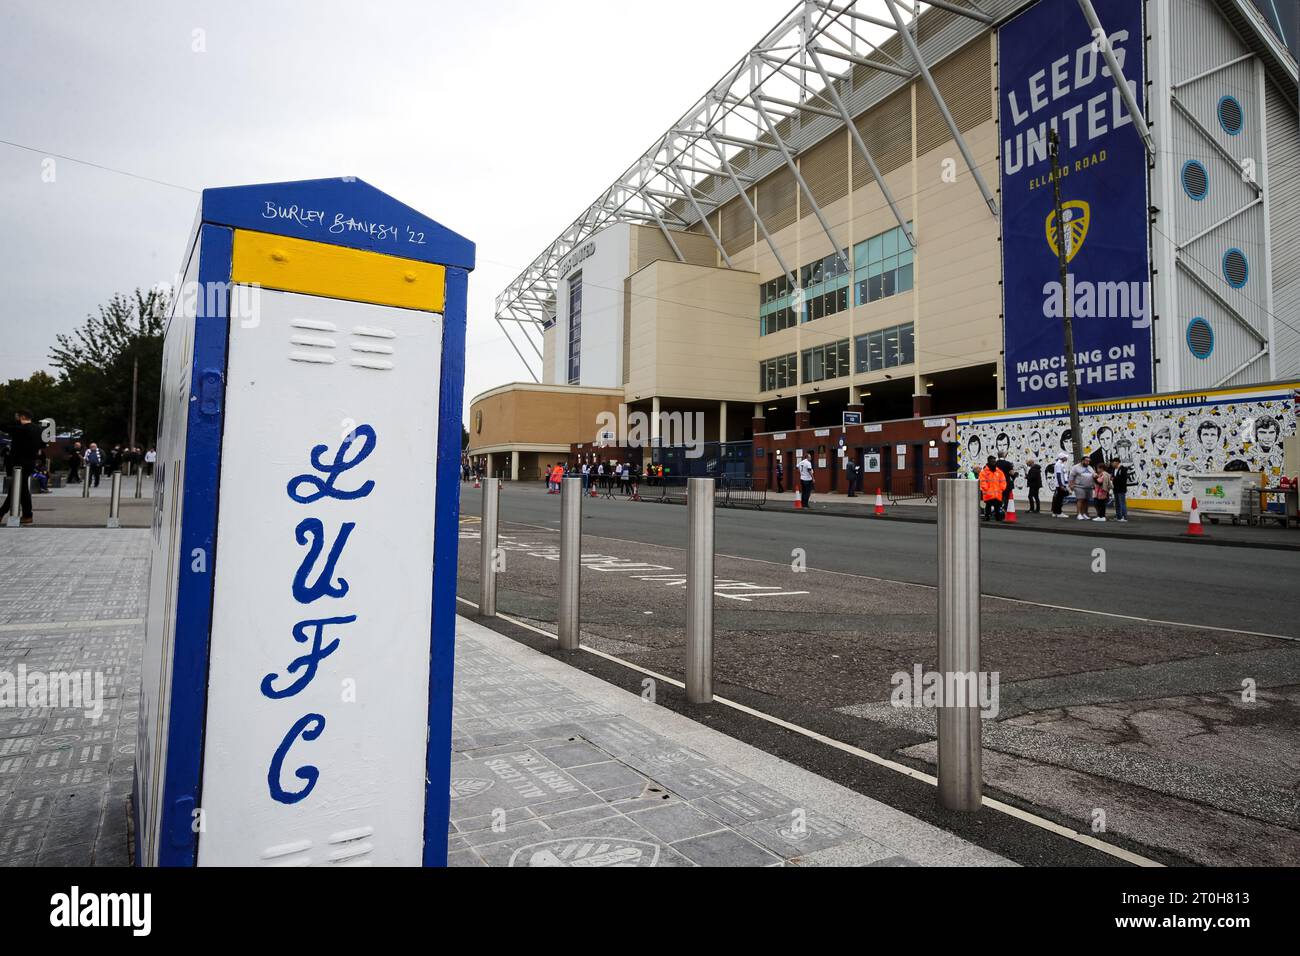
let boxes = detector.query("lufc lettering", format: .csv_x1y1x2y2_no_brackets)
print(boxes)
265,424,377,805
1002,31,1137,178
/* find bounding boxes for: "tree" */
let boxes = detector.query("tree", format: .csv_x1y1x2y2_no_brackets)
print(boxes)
49,289,167,448
0,371,71,428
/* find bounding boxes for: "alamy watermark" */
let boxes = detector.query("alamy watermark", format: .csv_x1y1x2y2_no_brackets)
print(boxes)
890,665,1001,718
0,666,105,720
594,404,705,459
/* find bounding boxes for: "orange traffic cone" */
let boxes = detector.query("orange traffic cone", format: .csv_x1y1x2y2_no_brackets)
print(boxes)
874,489,886,516
793,488,802,510
1186,497,1206,537
474,478,481,489
1004,496,1018,523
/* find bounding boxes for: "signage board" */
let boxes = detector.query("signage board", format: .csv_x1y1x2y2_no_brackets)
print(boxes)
998,0,1152,408
136,177,474,867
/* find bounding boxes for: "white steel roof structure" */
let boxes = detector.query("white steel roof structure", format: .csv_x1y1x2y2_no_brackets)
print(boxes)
492,0,1290,380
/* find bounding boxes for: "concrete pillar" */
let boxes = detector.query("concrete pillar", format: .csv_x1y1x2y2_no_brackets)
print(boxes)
719,401,728,445
510,452,520,482
913,392,933,418
651,397,662,447
794,393,811,431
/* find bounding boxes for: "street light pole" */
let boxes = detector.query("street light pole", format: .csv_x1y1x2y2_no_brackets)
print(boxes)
128,354,139,454
1049,129,1085,464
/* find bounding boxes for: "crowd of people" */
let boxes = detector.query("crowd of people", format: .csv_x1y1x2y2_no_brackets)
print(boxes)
0,409,156,526
975,450,1132,523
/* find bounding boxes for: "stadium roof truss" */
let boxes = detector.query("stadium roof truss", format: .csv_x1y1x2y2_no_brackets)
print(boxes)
493,0,1154,380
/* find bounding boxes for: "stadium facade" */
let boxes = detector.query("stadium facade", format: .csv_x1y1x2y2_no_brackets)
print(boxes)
470,0,1300,496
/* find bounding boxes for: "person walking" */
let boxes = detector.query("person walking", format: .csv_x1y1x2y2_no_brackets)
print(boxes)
0,410,43,526
85,443,103,487
1067,456,1095,521
1050,453,1069,517
67,441,83,484
775,457,785,494
1025,458,1042,514
1111,458,1130,522
845,456,860,497
145,447,157,477
995,453,1016,515
1092,461,1113,522
797,451,815,510
106,445,122,476
979,456,1007,522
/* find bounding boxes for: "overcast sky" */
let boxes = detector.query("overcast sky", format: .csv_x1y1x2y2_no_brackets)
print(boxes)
0,0,795,418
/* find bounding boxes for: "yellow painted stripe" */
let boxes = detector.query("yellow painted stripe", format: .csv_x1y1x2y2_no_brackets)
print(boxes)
231,230,445,312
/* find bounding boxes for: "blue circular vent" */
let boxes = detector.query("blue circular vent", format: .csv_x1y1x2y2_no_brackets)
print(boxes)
1218,95,1244,135
1187,318,1214,359
1181,160,1209,200
1223,248,1249,288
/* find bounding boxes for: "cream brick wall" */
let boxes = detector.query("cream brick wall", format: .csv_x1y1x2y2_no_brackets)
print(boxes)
626,261,759,403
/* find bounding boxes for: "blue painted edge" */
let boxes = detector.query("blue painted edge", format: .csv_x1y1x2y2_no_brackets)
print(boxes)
423,266,468,867
1218,95,1243,135
1187,317,1215,359
200,177,476,271
1224,247,1250,288
157,223,232,866
1181,160,1209,201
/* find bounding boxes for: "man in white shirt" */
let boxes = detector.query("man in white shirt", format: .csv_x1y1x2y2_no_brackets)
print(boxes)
1067,457,1095,520
1051,453,1070,517
797,453,815,510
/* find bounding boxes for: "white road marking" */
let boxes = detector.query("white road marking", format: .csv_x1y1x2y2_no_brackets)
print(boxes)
455,595,1163,868
459,517,1297,642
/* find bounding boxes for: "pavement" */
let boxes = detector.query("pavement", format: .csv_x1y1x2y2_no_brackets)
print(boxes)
9,475,153,529
0,525,1010,867
459,481,1300,866
451,617,1007,867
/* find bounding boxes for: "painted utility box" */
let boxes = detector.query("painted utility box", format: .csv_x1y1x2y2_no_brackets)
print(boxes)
135,178,474,866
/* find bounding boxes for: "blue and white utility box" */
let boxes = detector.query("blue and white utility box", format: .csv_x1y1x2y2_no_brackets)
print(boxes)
135,177,474,866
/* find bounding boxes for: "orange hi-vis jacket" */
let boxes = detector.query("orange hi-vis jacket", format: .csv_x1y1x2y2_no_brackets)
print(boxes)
978,466,1007,501
551,466,564,483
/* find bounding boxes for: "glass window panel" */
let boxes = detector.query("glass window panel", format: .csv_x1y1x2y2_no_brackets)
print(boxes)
854,241,870,270
868,275,883,301
837,287,848,313
868,235,884,263
855,280,869,307
870,330,886,372
811,295,825,320
883,229,899,258
898,248,914,268
897,263,914,293
899,324,915,365
882,269,896,299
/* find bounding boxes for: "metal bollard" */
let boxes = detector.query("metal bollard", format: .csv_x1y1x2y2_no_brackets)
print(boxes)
479,478,500,617
106,473,122,529
134,467,144,499
557,477,582,650
936,479,982,811
686,477,715,704
5,467,23,527
82,467,91,498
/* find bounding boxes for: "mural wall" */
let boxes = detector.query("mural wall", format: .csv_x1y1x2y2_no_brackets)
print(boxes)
956,383,1298,506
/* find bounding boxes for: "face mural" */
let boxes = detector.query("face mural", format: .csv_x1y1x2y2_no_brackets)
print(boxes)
956,387,1298,500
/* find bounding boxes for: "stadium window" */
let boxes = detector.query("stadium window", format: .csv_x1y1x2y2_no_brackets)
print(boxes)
760,352,798,391
854,323,915,373
853,225,914,307
567,272,582,385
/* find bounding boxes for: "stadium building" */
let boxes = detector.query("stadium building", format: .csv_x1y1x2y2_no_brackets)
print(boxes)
471,0,1300,502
